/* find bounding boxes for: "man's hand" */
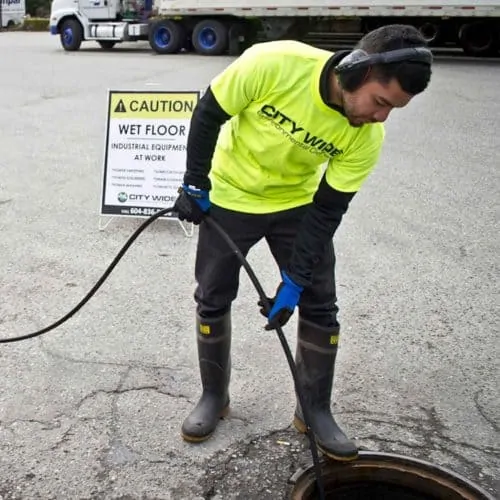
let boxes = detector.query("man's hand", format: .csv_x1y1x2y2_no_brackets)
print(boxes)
173,184,210,225
258,271,304,330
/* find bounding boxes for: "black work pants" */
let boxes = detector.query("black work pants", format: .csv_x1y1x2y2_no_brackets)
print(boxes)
194,203,340,329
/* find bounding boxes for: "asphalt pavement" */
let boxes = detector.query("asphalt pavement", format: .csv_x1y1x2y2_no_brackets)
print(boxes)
0,33,498,499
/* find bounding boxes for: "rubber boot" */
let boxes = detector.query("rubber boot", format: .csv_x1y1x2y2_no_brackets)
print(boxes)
293,317,359,461
181,312,231,443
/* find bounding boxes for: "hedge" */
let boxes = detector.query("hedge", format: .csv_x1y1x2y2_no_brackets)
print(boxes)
22,17,50,31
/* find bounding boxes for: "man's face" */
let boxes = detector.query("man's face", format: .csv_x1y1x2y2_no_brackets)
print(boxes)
340,77,414,127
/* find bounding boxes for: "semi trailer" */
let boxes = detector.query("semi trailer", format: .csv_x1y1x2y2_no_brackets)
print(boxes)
49,0,500,58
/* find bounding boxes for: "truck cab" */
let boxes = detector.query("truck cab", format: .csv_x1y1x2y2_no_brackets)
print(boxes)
49,0,152,51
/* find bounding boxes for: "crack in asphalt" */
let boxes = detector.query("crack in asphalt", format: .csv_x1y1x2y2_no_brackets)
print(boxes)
97,367,132,496
75,384,192,411
82,366,199,496
38,339,189,372
0,417,64,431
474,388,500,434
341,406,500,456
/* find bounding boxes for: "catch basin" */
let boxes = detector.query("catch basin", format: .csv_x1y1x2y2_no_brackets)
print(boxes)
290,451,495,500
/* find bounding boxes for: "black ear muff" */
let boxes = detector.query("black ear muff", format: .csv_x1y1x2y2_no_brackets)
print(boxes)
334,49,372,92
334,46,433,93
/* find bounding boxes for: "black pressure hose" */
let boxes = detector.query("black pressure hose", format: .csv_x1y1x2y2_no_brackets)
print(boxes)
0,206,326,500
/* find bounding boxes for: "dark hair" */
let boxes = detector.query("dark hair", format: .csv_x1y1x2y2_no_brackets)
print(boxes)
356,24,432,95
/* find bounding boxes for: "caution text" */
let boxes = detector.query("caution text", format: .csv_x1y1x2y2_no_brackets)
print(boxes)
129,99,194,114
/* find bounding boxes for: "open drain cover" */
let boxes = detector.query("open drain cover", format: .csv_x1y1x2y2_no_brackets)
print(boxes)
290,451,495,500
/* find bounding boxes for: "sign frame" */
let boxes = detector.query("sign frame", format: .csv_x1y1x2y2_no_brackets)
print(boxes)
99,89,201,236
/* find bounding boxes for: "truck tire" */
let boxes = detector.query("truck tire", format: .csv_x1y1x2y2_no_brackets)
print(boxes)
192,19,228,56
418,21,441,46
98,41,116,50
458,21,498,57
60,18,83,51
148,20,185,54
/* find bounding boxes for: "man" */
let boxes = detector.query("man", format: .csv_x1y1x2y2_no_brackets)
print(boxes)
173,24,433,462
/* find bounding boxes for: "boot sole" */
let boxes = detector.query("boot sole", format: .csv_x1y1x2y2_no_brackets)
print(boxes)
181,405,230,443
293,415,359,462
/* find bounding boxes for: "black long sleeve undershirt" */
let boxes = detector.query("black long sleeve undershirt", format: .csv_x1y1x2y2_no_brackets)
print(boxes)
286,175,356,288
183,85,356,290
183,86,231,190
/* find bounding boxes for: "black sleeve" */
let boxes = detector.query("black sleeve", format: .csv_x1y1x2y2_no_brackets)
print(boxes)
183,86,232,191
286,174,356,288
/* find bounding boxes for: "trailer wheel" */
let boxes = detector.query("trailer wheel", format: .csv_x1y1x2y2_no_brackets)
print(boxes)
148,19,185,54
418,22,441,46
59,18,83,51
458,21,498,57
98,41,116,50
192,19,228,56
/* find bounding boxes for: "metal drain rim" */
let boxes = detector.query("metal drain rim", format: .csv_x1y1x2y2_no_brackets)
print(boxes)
289,451,496,500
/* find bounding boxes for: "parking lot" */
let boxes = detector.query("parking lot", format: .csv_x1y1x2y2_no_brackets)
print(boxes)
0,32,498,499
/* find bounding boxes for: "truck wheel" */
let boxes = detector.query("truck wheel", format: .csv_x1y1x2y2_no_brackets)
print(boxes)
148,20,185,54
60,18,83,51
192,19,228,56
418,21,441,46
98,41,116,50
458,21,498,57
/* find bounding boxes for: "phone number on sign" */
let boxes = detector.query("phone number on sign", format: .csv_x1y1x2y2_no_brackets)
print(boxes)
125,207,164,216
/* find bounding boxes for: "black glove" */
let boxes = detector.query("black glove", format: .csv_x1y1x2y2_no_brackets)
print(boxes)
258,270,304,330
173,184,210,225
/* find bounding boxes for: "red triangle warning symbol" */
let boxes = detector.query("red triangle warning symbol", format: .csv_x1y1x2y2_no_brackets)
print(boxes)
114,99,127,113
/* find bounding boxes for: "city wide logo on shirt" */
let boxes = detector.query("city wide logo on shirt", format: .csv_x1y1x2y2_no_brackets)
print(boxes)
258,104,343,159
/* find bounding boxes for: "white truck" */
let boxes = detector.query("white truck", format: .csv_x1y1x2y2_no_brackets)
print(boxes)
1,0,26,28
48,0,500,58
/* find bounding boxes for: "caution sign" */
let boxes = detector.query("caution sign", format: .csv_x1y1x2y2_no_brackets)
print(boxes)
100,90,200,219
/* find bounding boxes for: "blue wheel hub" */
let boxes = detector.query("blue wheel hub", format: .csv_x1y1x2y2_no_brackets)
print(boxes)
154,27,171,49
199,27,217,49
62,27,73,46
